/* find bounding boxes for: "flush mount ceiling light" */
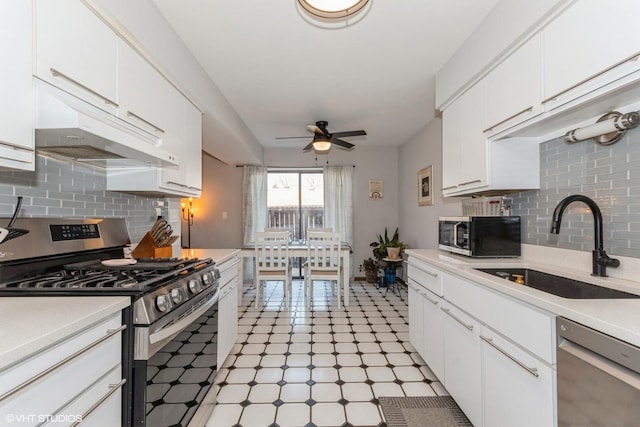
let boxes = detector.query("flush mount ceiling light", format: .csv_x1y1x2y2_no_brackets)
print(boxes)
297,0,371,28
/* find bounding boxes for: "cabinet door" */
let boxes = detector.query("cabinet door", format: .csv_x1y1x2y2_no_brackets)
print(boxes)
543,0,640,105
422,289,444,381
481,328,555,427
441,104,462,193
117,39,166,136
35,0,118,113
184,102,203,192
0,1,34,170
408,281,424,356
485,34,542,134
442,80,487,195
218,279,239,367
159,83,201,196
441,303,482,427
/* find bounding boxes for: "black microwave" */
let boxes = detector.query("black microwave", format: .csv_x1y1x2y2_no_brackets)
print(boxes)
438,216,521,257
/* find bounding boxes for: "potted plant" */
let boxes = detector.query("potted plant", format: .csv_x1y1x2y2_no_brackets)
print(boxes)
362,257,378,283
370,227,406,262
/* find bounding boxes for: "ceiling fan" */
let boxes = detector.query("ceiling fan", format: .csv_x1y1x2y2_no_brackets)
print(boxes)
276,120,367,154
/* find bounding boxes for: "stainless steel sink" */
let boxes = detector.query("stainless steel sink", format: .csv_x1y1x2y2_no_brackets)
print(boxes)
475,268,640,299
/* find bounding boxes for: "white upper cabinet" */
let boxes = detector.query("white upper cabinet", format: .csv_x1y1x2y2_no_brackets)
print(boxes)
0,1,34,170
485,34,543,135
159,83,202,195
117,39,166,137
107,83,202,197
543,0,640,109
442,80,488,195
34,0,118,114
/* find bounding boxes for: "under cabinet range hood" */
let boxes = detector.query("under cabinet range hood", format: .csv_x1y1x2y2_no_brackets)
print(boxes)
34,82,179,169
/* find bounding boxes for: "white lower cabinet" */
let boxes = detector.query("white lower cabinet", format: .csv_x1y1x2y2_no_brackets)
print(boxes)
421,288,444,382
440,302,483,427
407,256,557,427
408,281,425,356
0,313,125,426
217,254,241,367
480,326,555,427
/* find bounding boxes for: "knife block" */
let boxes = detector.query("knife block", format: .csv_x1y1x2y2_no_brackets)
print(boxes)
132,232,173,259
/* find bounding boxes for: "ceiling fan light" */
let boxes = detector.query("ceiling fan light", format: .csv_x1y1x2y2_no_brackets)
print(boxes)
312,140,332,153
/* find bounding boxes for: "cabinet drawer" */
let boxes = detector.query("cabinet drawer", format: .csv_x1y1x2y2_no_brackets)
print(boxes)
0,314,123,424
444,273,555,363
59,365,124,427
480,325,555,427
407,258,443,296
218,255,240,288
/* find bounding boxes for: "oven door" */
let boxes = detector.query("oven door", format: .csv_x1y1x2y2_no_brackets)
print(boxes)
132,289,219,427
134,287,219,360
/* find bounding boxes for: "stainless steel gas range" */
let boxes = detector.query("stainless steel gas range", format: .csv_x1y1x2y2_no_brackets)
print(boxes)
0,218,220,427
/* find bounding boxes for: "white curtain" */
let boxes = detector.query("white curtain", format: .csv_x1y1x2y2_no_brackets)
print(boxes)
242,166,268,281
323,165,354,247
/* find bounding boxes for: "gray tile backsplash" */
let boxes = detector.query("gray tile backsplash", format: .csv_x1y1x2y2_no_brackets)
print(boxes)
511,128,640,258
0,155,168,243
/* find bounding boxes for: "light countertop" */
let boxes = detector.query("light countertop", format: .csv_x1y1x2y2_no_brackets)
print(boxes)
406,249,640,348
0,296,130,371
180,248,240,265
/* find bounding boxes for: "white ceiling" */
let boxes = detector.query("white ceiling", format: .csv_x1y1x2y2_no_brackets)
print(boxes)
152,0,499,153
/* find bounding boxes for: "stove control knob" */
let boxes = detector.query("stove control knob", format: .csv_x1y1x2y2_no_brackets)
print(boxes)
171,288,184,304
189,278,202,294
202,272,215,286
156,294,169,312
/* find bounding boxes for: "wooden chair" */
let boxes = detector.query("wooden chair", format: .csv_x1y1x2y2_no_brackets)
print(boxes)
305,231,342,308
254,231,291,309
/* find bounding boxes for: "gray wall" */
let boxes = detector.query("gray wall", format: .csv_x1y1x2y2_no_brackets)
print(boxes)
398,118,462,250
184,153,244,249
511,127,640,258
0,155,169,243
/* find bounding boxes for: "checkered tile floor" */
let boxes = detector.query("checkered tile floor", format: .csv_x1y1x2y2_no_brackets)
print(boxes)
205,280,447,427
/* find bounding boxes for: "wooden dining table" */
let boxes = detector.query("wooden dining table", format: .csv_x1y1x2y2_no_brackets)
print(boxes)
240,241,352,306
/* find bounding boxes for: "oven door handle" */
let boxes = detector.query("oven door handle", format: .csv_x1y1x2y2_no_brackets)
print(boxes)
149,289,220,344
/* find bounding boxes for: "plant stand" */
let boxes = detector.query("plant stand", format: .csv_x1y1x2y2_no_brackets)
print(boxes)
377,257,404,296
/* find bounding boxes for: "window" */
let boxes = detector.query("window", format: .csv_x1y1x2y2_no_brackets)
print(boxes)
267,170,324,242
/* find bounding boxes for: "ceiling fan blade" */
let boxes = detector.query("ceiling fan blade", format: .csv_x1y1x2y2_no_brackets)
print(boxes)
275,136,310,140
302,141,314,152
332,138,355,150
306,124,322,134
331,130,367,138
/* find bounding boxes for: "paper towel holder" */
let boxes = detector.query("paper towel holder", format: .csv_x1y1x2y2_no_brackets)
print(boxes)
564,110,640,146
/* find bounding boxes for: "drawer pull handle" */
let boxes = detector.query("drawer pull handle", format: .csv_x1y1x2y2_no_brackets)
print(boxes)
70,379,127,427
542,51,640,104
440,307,473,331
459,179,482,186
126,110,165,133
50,68,119,107
423,293,439,305
442,185,458,191
0,325,126,402
480,335,539,378
483,106,534,133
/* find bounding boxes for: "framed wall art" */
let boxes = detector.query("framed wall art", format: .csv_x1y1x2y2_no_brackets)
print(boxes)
418,165,433,206
369,180,383,199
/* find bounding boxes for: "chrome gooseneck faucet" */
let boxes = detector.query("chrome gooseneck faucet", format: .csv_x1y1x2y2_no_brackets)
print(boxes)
550,195,620,277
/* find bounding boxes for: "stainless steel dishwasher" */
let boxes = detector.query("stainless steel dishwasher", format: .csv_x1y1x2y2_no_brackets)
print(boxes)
556,317,640,427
